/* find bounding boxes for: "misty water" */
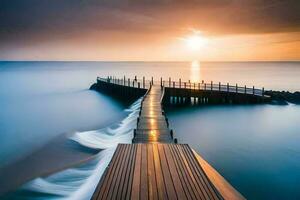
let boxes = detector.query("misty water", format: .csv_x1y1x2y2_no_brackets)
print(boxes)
0,61,300,199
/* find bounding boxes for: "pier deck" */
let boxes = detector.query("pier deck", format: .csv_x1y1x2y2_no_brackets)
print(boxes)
92,144,222,200
133,85,173,143
92,78,245,200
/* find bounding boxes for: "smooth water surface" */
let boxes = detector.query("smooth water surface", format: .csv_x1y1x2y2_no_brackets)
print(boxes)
0,61,299,199
166,104,300,199
0,62,126,167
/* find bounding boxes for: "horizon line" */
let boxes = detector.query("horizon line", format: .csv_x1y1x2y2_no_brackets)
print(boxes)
0,60,299,63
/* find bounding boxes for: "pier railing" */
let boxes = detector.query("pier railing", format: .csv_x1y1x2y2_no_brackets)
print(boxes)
163,80,264,97
97,76,152,89
97,76,265,97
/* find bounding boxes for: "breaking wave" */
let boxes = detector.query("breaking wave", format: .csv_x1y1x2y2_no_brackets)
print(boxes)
6,98,142,200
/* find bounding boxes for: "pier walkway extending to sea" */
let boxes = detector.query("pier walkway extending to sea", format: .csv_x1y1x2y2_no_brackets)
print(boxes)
133,85,173,143
91,77,249,200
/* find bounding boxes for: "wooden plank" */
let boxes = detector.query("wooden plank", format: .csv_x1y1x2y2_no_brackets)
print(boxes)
131,144,142,200
182,144,221,200
180,144,212,199
137,123,168,130
163,144,187,200
106,144,129,200
100,145,124,200
172,144,205,199
92,145,122,200
192,149,245,200
152,144,168,199
157,144,177,199
176,145,206,199
116,144,134,199
140,144,149,200
185,144,221,200
95,144,125,200
168,144,197,200
125,144,137,200
147,144,158,200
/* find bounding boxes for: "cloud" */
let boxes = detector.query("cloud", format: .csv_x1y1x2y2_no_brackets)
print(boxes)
0,0,299,58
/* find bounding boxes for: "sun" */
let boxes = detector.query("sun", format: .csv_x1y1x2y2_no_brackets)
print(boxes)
184,33,208,51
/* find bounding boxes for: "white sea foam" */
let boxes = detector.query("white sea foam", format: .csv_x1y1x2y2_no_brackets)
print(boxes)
21,147,115,200
71,98,141,149
17,98,142,200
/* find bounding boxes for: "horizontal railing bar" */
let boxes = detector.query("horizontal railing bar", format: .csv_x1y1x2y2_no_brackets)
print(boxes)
96,76,265,97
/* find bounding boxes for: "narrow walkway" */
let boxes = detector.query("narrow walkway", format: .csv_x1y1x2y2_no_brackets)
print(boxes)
92,84,226,200
133,85,173,143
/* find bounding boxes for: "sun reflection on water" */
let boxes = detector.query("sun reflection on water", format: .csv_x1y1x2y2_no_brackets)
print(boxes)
190,60,201,82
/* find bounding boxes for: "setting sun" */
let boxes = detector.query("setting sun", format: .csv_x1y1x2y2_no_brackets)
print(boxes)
184,33,208,51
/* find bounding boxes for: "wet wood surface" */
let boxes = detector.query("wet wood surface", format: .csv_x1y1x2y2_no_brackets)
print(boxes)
91,84,237,200
92,144,223,200
133,85,173,143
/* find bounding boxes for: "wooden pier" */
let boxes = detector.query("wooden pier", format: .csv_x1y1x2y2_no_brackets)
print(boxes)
91,77,248,200
91,77,270,105
133,85,173,143
162,79,270,105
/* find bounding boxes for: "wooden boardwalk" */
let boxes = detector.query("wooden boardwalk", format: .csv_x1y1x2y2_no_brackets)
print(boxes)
92,144,222,200
92,80,244,200
133,85,173,143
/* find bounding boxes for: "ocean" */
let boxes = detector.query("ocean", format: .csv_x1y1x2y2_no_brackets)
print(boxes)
0,61,299,199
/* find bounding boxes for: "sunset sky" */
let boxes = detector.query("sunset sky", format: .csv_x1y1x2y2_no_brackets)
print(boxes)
0,0,299,61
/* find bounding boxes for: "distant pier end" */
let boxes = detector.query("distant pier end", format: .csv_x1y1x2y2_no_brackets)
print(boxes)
90,77,148,103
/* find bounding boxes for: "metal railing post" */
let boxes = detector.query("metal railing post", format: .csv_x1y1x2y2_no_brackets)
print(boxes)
227,83,229,92
253,86,255,95
179,78,181,88
143,76,145,88
211,81,213,91
236,84,238,93
169,77,171,87
219,82,221,91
